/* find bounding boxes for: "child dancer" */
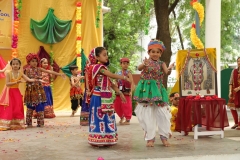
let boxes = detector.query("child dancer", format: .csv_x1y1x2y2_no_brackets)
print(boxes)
134,39,174,147
0,58,39,130
24,53,65,127
69,65,84,117
88,47,130,146
39,58,56,118
80,48,96,126
114,58,134,125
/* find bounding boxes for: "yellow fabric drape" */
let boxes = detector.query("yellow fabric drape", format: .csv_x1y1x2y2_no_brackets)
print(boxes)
171,48,216,94
0,0,102,111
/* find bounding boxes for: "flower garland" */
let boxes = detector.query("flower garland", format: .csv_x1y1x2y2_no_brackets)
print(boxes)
144,0,151,35
190,0,204,49
76,2,82,70
95,0,102,28
190,24,204,49
12,0,22,58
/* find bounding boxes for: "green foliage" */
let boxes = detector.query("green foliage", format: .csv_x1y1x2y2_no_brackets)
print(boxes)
103,0,146,73
220,0,240,63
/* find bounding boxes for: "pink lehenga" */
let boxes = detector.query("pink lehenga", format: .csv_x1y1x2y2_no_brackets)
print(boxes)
0,71,25,130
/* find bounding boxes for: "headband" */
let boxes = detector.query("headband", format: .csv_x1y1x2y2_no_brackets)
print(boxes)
148,39,166,52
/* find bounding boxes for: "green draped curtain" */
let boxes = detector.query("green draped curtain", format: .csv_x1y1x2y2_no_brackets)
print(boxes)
61,49,88,78
30,8,72,44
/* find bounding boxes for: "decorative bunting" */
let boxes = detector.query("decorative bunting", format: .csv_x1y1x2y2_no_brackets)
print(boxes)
12,0,22,58
76,2,82,71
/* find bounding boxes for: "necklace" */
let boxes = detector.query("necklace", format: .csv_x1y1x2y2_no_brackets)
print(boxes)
12,71,19,80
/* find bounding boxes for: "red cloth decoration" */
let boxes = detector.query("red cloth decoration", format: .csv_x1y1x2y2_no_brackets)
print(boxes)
175,97,229,135
37,46,60,79
0,55,7,78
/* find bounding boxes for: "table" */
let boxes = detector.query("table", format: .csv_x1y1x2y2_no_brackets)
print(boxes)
175,97,229,139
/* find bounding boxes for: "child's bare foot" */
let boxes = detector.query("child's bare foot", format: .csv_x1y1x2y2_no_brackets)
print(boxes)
119,118,125,124
146,140,154,147
122,121,130,125
70,111,75,117
161,139,170,147
160,135,170,147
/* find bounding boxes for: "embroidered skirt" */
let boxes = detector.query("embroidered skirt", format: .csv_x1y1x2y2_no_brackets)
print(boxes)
133,79,168,105
0,88,25,130
88,88,118,146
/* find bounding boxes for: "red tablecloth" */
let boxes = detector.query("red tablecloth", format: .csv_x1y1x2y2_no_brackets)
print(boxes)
175,97,229,134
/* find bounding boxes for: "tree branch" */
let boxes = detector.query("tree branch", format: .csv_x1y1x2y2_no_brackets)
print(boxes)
168,0,180,15
173,9,184,50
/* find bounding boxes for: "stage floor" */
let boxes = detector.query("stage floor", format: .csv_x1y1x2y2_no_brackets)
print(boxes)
0,111,239,160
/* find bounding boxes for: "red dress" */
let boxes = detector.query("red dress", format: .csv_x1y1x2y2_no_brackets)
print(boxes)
0,71,25,130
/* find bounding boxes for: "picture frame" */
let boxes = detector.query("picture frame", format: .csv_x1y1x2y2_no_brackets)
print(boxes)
179,56,218,97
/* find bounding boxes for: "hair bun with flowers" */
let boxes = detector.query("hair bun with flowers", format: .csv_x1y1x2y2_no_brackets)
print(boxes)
148,39,166,52
26,53,39,64
88,48,97,65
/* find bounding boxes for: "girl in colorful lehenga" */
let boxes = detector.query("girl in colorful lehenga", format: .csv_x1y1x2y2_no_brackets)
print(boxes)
24,53,65,127
80,48,96,126
0,58,39,130
88,47,130,147
33,58,56,118
133,39,174,147
39,58,56,118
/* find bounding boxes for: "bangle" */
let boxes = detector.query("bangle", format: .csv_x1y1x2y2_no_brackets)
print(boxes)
118,91,123,95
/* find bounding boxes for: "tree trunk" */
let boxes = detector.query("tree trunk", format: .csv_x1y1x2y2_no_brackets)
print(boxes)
154,0,172,89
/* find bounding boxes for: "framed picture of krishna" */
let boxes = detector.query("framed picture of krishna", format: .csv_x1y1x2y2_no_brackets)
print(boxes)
177,49,218,97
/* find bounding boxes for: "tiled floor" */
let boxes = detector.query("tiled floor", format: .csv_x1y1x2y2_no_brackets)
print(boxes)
0,111,239,160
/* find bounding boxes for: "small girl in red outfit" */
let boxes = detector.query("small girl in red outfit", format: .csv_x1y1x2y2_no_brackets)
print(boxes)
114,58,134,125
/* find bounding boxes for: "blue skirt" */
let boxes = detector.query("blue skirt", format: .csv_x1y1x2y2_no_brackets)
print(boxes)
43,86,53,106
81,91,89,112
27,102,45,112
80,91,89,126
88,88,118,146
